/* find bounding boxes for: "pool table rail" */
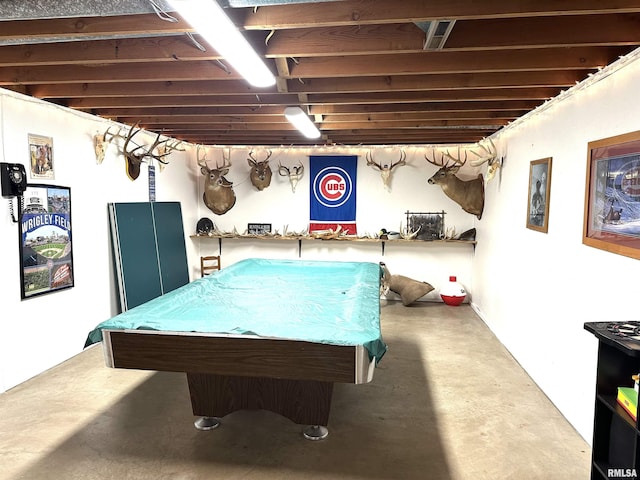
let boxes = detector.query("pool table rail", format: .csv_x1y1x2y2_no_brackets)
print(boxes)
102,329,376,384
101,329,376,431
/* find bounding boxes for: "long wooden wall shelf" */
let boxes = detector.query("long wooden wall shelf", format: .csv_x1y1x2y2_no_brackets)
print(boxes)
190,234,476,256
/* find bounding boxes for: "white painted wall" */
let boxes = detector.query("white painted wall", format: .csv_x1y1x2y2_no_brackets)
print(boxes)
0,90,476,393
0,90,199,392
472,53,640,444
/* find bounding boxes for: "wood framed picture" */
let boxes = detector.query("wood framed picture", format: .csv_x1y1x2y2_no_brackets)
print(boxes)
526,157,552,232
583,130,640,260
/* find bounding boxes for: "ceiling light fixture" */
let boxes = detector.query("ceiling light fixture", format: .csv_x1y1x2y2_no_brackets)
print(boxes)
284,107,321,139
168,0,276,87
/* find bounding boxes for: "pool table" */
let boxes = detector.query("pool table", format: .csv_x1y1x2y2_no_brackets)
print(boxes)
86,258,386,439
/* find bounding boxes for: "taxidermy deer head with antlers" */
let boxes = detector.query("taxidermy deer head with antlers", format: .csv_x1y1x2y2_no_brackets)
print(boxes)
98,123,184,180
425,147,485,220
198,146,236,215
247,150,273,191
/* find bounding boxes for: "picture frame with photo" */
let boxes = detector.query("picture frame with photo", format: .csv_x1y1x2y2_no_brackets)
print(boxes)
28,134,55,180
583,130,640,260
526,157,552,233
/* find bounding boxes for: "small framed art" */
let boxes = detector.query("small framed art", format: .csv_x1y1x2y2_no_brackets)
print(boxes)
526,157,552,233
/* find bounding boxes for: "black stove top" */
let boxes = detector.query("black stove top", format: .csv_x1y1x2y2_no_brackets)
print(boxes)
585,321,640,355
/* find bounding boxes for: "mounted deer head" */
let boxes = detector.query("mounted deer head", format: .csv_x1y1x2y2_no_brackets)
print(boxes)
198,146,236,215
121,123,184,180
278,160,304,192
425,147,485,220
366,150,406,190
469,138,502,184
99,123,184,180
247,150,273,191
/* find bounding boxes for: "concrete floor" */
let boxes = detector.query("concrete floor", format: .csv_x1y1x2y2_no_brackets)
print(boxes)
0,302,591,480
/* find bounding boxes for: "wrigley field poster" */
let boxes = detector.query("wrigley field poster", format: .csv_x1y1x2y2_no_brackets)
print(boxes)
20,184,74,299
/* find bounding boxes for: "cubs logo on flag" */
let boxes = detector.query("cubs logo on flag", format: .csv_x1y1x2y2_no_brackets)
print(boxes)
309,155,357,234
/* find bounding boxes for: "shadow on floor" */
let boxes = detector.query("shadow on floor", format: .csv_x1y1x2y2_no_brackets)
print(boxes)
14,333,451,480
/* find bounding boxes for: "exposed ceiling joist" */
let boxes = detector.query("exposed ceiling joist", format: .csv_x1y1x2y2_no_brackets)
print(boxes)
1,0,639,145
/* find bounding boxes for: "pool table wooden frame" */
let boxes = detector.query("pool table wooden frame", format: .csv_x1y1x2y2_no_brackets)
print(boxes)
102,328,376,428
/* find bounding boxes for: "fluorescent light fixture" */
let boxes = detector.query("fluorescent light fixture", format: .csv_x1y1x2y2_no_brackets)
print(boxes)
284,107,321,139
168,0,276,87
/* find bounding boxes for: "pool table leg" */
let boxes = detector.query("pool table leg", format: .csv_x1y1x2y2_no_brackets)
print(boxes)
186,373,334,433
193,416,220,431
303,425,329,440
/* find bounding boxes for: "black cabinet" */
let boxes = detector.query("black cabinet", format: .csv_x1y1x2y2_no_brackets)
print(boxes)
585,322,640,479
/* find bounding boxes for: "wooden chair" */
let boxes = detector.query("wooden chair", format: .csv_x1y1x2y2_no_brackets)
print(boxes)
200,255,221,277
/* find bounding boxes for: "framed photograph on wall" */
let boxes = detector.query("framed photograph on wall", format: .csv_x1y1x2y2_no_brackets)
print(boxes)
526,157,552,233
583,130,640,260
28,134,55,180
19,184,74,299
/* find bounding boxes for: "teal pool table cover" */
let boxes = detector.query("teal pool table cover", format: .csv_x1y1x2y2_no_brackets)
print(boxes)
86,258,387,363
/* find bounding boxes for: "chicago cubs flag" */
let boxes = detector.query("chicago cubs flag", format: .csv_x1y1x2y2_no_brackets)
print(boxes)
309,155,357,234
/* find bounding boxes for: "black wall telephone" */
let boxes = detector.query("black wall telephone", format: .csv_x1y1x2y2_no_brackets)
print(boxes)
1,162,27,198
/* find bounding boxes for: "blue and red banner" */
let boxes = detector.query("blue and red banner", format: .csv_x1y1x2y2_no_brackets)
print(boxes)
309,155,357,234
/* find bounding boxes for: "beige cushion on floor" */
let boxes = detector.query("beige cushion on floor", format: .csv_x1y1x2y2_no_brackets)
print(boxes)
389,275,435,306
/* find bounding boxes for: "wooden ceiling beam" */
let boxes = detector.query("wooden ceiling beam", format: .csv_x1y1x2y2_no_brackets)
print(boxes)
0,14,192,41
90,100,541,118
116,115,291,125
0,35,223,66
29,80,274,98
167,131,493,142
286,70,586,93
111,110,522,125
129,119,507,131
28,70,585,99
67,94,299,109
308,100,543,115
66,87,553,110
265,23,424,57
264,16,640,57
445,14,640,50
322,111,526,122
1,47,624,86
0,61,270,84
95,106,289,117
308,88,561,105
289,47,628,77
242,0,640,29
318,120,508,130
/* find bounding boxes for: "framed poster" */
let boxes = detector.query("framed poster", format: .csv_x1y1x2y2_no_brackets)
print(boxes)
583,130,640,259
526,157,552,233
19,184,74,299
28,134,55,180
